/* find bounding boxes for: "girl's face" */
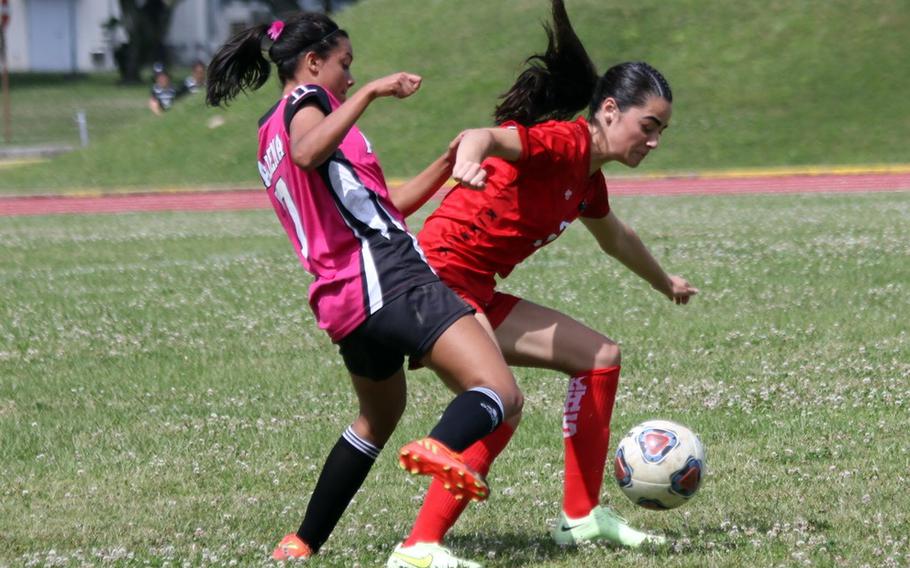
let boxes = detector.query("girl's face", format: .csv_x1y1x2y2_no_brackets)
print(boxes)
602,95,672,167
312,37,355,101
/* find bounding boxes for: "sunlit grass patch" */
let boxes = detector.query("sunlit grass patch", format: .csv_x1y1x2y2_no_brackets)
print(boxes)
1,192,908,566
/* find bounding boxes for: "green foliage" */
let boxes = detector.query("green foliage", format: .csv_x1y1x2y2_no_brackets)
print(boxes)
2,193,909,566
0,0,908,191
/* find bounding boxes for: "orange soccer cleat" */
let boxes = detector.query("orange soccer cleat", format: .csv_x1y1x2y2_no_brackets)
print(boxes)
272,533,313,561
398,438,489,502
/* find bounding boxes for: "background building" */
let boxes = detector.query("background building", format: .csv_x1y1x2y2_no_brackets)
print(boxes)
2,0,352,73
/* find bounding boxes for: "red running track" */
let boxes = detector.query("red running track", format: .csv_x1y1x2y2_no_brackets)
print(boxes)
1,172,909,217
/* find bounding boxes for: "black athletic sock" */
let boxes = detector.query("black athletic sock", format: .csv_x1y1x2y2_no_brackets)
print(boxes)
428,387,504,452
296,426,380,552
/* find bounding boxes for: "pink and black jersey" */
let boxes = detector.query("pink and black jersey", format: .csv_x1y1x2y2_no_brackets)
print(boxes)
257,85,436,341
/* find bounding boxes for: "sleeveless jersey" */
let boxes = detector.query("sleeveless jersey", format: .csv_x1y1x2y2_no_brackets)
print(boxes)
257,85,437,341
419,117,611,285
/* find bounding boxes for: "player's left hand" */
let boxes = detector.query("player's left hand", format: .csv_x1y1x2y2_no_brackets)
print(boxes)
666,274,698,305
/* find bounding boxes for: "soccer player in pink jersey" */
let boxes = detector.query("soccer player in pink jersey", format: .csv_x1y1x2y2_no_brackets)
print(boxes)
206,12,522,563
390,1,699,564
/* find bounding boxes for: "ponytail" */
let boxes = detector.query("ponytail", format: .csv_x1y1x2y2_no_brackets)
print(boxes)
206,23,271,107
493,0,598,126
206,12,348,108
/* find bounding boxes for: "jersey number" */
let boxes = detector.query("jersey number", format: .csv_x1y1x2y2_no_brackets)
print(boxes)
274,178,309,259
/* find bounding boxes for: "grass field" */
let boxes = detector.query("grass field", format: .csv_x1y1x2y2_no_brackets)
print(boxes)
0,73,149,151
0,0,908,192
2,191,908,566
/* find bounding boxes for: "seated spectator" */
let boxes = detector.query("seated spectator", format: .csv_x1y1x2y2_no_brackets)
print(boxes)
149,67,179,115
181,60,207,95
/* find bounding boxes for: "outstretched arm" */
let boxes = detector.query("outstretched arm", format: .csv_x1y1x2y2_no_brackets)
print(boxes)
581,211,698,304
389,133,464,217
392,126,525,216
289,72,422,170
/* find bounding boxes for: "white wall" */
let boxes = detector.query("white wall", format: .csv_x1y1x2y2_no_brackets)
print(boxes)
168,0,210,65
74,0,120,71
3,0,118,72
167,0,271,66
1,0,356,73
3,0,31,71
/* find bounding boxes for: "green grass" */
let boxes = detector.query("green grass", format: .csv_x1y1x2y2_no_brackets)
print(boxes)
2,192,908,566
1,0,908,192
0,73,149,150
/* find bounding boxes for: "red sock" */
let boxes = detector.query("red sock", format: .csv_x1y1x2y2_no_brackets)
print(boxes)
562,366,620,518
403,422,515,545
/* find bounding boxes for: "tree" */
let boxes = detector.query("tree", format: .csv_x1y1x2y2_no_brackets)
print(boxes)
106,0,350,82
110,0,182,84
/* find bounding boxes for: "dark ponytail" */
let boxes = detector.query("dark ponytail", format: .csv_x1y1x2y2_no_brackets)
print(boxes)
493,0,598,126
206,12,348,107
206,24,271,107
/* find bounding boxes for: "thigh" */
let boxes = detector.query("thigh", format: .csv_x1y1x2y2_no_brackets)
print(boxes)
420,315,514,397
494,299,620,375
473,310,498,342
337,324,405,381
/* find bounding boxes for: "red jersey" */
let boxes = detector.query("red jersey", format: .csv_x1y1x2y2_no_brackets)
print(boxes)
419,117,610,305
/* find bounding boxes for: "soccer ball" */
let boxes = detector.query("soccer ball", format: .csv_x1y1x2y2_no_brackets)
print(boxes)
613,419,706,510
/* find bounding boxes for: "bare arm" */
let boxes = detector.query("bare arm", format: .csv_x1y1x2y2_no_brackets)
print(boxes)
389,133,464,217
289,72,422,170
581,212,698,304
451,127,523,188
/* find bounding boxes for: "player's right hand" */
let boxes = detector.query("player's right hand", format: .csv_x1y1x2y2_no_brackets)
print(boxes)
453,160,487,189
370,72,422,99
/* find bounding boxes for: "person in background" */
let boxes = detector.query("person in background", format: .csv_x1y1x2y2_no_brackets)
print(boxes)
148,66,178,115
181,60,207,95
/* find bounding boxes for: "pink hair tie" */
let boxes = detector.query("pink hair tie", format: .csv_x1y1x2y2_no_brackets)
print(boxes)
267,20,285,41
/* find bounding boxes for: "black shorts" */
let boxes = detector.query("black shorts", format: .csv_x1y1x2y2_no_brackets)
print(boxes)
337,280,475,380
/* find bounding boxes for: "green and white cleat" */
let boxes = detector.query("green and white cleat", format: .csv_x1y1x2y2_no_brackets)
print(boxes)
551,505,667,548
387,542,482,568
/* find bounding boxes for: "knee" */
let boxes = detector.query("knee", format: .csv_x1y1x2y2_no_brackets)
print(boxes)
505,409,523,430
592,340,621,370
498,383,524,421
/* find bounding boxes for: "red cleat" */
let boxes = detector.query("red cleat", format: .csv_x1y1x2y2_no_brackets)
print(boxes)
398,438,489,502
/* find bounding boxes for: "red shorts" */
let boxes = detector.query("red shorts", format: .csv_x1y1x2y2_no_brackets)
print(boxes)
430,255,521,330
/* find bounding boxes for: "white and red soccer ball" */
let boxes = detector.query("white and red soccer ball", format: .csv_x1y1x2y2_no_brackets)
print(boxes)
614,419,706,510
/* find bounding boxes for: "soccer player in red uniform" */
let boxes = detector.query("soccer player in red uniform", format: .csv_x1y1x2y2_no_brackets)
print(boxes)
387,1,697,566
205,12,523,564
